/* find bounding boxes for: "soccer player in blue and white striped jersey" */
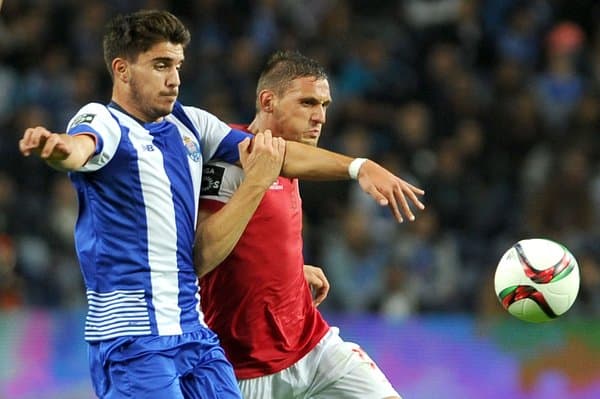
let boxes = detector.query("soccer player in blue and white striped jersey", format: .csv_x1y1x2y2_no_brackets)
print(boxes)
18,9,424,399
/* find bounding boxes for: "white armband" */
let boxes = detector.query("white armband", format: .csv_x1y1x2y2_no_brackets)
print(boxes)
348,158,368,180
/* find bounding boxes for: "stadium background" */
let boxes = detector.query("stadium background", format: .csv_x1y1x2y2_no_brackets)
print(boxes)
1,0,599,398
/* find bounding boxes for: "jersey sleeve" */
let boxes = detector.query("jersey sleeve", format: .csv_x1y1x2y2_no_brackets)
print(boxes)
199,160,244,209
66,103,121,172
181,105,251,164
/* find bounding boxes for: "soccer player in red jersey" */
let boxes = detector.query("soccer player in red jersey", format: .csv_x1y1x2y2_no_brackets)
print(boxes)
197,50,417,398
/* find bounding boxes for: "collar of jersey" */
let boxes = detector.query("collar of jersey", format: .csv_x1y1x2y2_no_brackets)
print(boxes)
108,101,169,130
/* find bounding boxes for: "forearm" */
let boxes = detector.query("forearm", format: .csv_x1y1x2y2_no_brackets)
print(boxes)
194,182,268,277
46,134,96,171
282,141,353,180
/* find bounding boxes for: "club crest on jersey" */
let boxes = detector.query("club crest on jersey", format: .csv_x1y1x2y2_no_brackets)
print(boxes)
183,136,201,162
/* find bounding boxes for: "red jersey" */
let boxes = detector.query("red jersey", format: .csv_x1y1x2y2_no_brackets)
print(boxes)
199,127,329,379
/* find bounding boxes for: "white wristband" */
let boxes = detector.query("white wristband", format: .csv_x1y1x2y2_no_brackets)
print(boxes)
348,158,368,180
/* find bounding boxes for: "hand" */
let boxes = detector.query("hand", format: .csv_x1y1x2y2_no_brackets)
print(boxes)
303,264,330,307
19,126,72,161
238,130,285,189
357,160,425,223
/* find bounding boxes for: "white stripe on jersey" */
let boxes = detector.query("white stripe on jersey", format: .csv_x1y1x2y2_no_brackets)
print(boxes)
85,290,150,341
128,124,183,336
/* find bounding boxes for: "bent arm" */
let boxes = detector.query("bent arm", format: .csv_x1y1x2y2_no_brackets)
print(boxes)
19,126,96,172
195,131,284,276
194,181,266,277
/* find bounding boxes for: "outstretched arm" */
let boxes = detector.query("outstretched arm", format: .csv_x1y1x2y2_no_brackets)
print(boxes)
19,126,96,171
194,131,285,276
282,141,425,223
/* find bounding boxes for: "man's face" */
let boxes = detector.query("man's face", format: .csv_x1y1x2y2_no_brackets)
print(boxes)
126,41,183,122
271,77,331,147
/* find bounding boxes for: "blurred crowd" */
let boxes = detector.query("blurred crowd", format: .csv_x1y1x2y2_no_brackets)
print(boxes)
1,0,600,318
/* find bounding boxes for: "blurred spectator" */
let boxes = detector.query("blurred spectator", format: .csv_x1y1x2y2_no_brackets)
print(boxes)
392,208,463,312
524,146,596,250
2,0,600,319
320,207,391,313
533,22,586,133
0,233,22,309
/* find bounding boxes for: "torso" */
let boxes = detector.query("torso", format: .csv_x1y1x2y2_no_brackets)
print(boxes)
199,127,329,378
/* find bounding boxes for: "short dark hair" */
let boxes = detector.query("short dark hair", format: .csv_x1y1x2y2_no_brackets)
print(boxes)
256,50,328,106
103,10,191,78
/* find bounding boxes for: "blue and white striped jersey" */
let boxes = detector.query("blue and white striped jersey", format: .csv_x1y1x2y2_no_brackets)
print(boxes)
66,101,249,342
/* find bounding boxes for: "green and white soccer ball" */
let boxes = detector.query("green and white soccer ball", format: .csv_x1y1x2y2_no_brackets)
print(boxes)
494,238,580,322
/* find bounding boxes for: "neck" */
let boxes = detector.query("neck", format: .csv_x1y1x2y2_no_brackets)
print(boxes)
247,112,274,135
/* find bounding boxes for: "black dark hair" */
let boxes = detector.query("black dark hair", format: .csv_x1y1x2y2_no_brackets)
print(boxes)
102,9,190,78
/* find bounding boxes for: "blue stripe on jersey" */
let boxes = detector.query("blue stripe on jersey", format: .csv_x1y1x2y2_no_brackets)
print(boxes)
211,128,252,163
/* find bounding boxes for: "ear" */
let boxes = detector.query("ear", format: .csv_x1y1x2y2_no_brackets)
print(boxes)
258,90,275,113
112,58,130,83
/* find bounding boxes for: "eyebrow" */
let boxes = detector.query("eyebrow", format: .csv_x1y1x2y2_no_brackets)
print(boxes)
151,57,184,64
301,96,331,105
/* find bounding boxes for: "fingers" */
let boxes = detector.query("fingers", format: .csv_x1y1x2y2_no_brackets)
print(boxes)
249,130,285,161
383,182,426,223
19,127,50,156
238,137,251,153
363,178,425,223
313,274,330,307
313,288,327,307
40,134,63,158
303,264,330,306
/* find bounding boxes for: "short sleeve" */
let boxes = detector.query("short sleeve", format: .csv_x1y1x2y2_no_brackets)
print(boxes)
66,103,122,172
180,105,251,164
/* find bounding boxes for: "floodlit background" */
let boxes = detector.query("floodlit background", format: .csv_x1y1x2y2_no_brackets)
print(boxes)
1,1,600,398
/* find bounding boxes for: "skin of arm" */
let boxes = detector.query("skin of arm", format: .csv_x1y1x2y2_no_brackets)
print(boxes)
281,141,353,180
283,140,425,223
18,127,96,172
194,131,285,276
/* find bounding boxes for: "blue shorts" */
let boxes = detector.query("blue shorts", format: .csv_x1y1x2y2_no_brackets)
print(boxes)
88,328,241,399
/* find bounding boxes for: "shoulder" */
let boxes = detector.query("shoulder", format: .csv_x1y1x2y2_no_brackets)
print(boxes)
177,103,221,123
68,103,111,128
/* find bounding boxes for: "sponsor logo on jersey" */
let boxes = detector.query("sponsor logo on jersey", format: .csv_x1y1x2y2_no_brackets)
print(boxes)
201,165,225,195
183,136,201,162
69,113,96,129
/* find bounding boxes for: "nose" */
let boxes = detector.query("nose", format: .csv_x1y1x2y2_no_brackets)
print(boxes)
167,67,181,88
313,105,326,124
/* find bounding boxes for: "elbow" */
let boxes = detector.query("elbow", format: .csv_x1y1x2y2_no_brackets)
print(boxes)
194,247,218,278
194,252,208,278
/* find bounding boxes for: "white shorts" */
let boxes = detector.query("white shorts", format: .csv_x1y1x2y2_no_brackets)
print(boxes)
238,327,401,399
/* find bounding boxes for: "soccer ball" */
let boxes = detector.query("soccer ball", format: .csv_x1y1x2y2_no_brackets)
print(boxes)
494,238,580,322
